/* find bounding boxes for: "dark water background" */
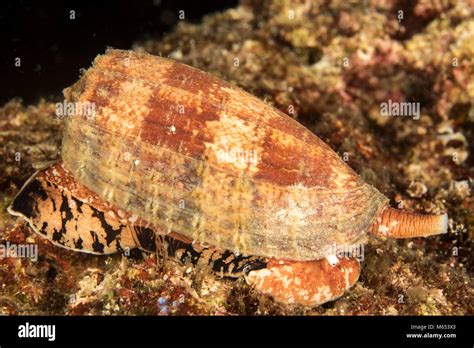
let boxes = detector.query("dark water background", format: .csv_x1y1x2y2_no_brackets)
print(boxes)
0,0,238,105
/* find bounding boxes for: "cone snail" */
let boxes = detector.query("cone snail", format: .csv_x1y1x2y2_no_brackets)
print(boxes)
8,49,448,307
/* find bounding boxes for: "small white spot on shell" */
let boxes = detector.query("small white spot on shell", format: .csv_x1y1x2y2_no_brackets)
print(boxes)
326,254,339,266
389,220,399,228
378,224,390,236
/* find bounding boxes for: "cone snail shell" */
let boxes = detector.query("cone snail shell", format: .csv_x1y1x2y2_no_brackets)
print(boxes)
8,49,448,307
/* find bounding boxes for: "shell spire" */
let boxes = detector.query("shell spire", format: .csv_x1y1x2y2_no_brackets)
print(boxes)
371,206,448,238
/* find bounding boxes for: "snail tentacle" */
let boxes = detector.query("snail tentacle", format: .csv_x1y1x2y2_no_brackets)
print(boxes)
371,206,448,238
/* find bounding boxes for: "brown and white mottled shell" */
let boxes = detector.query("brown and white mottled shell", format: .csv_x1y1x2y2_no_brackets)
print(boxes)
61,49,388,261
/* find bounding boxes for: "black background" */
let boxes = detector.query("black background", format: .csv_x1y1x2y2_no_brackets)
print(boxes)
0,315,472,346
0,0,238,105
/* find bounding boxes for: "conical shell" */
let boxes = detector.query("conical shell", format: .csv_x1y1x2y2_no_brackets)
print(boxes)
61,49,388,261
